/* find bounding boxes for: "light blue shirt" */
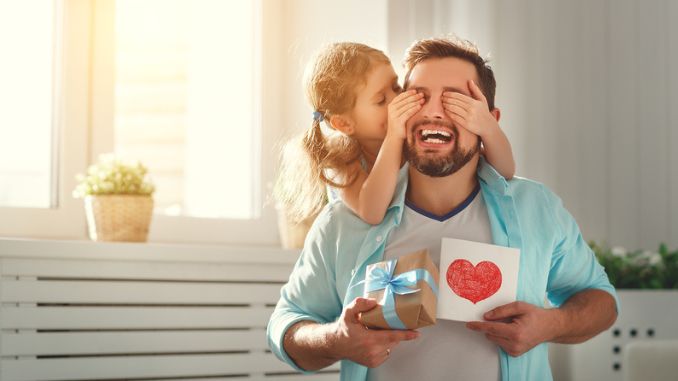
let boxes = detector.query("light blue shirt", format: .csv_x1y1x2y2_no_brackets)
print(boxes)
267,158,620,381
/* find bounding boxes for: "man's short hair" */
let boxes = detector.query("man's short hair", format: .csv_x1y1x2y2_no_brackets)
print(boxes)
403,36,497,110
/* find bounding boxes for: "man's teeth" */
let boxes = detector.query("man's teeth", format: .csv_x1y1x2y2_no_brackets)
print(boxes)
420,129,452,144
421,129,451,138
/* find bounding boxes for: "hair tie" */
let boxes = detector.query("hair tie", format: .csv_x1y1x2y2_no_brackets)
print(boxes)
312,111,324,122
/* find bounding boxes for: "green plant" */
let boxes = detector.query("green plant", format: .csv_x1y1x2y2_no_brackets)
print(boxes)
73,154,155,198
591,241,678,289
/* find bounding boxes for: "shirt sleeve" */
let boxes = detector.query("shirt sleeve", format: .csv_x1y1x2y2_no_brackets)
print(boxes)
542,186,621,313
266,207,344,372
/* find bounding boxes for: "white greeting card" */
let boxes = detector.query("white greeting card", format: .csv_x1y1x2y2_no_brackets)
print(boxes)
437,238,520,322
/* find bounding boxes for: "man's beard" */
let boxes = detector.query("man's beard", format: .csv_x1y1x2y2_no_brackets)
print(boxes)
404,120,480,177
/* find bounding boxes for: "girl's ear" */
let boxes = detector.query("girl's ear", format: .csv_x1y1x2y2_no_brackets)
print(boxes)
329,114,355,136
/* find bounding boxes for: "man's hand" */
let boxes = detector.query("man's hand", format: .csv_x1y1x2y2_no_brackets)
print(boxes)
386,90,424,141
441,79,498,138
466,301,561,357
331,297,420,368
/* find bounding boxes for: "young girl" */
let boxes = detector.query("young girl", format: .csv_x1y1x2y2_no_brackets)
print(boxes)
275,42,514,226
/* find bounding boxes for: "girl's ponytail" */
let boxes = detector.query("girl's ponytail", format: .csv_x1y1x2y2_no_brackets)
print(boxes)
273,42,390,224
301,118,328,189
274,119,329,224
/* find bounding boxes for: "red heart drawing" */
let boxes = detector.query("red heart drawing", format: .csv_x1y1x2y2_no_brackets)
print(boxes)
446,259,502,304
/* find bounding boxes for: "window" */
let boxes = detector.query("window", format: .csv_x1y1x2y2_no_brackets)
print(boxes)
113,0,258,219
0,0,57,209
0,0,280,244
90,0,279,244
0,0,91,239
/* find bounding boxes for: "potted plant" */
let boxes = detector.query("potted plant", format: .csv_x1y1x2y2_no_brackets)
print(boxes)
591,241,678,289
558,242,678,381
73,154,155,242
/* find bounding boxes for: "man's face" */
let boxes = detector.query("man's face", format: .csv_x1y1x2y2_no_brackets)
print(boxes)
404,57,481,177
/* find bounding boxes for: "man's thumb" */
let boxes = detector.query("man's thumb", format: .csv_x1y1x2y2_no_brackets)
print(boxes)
350,297,378,313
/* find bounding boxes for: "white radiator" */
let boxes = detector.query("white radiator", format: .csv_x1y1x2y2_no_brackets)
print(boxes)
0,239,339,381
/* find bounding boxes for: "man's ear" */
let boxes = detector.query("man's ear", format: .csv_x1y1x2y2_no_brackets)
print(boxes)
490,108,501,122
329,114,355,136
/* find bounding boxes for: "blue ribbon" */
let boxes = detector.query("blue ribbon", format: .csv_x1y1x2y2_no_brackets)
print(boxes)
363,259,439,329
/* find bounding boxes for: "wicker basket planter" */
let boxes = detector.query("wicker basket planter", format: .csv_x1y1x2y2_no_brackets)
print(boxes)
84,195,154,242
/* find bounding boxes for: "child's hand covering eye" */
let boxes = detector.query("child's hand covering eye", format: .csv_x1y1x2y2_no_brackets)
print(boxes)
386,90,425,140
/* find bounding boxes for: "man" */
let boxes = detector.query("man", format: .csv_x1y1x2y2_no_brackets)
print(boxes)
267,37,619,381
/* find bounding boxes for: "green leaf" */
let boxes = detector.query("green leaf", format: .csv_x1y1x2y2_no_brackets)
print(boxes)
589,241,678,289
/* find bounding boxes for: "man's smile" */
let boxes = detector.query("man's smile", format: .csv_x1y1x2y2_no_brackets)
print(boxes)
413,123,456,150
419,128,453,144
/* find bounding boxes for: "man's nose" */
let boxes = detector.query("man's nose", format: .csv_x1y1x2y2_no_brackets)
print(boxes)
421,94,446,120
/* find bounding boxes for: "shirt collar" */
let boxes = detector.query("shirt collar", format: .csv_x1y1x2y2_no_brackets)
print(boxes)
476,156,511,195
355,157,514,273
388,157,510,223
385,163,410,226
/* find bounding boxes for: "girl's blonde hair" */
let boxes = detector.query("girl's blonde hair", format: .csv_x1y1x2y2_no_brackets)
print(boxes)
275,42,390,223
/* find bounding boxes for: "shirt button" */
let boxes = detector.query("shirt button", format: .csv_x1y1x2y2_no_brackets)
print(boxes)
376,235,383,242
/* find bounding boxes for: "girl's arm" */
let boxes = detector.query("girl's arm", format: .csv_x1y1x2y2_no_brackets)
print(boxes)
339,132,403,225
340,90,424,225
480,124,515,180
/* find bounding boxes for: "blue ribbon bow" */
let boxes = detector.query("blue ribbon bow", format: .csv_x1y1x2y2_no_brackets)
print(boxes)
363,259,439,329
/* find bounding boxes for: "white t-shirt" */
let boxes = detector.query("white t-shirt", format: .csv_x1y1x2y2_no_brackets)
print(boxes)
367,187,500,381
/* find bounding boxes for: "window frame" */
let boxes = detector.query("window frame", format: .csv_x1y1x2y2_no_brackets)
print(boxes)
0,0,89,239
90,0,282,245
0,0,285,246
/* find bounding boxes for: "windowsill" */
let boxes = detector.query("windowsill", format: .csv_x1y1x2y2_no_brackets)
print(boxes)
0,237,299,263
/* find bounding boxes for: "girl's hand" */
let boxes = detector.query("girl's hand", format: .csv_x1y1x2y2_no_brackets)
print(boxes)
441,80,499,138
387,90,424,140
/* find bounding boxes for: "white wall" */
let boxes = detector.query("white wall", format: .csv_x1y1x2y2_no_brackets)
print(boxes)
390,0,678,251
